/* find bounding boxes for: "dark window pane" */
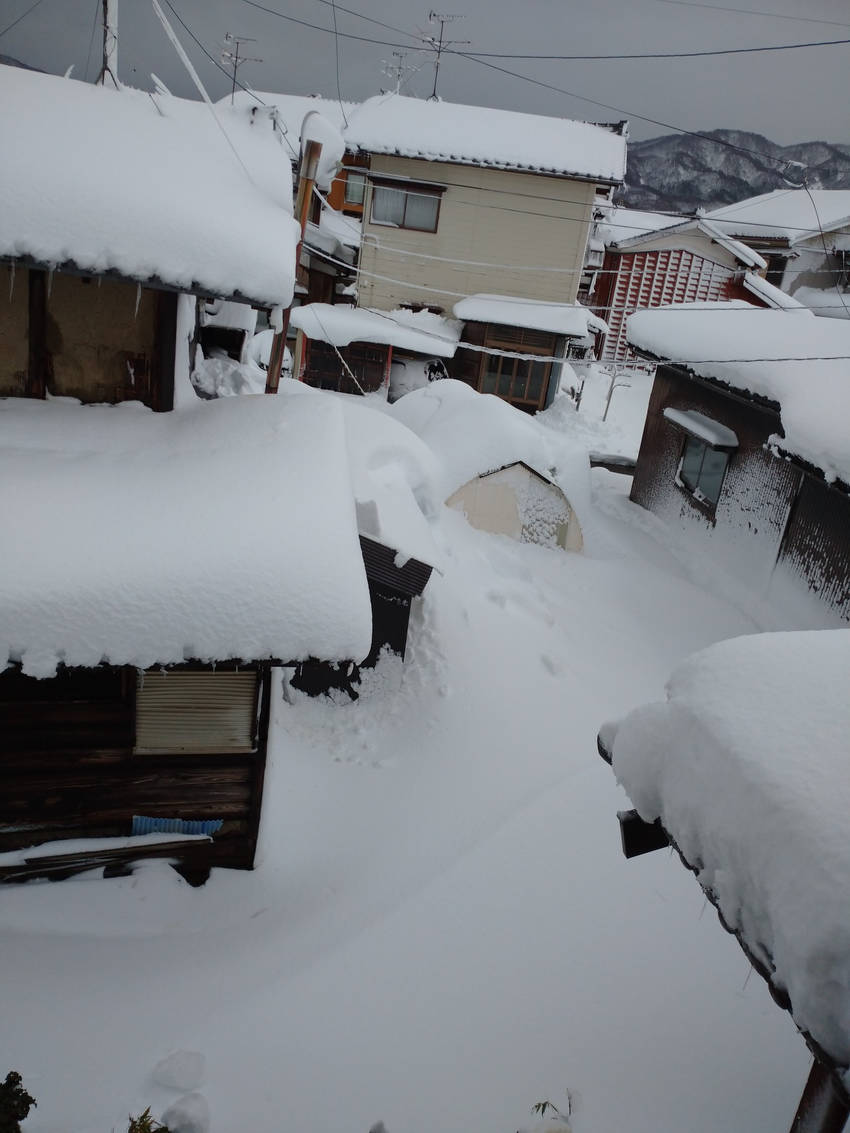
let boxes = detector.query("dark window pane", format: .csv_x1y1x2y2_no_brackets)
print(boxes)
498,371,512,397
527,361,546,403
698,447,729,505
679,436,703,492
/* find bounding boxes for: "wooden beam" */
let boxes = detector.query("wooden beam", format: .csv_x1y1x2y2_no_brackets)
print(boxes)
27,268,48,398
618,808,669,859
790,1060,850,1133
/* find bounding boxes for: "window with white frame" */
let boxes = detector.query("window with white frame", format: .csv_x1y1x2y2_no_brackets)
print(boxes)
371,181,441,232
677,436,730,508
343,171,366,206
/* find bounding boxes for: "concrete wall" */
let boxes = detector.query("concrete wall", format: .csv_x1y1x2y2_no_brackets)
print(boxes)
357,156,597,313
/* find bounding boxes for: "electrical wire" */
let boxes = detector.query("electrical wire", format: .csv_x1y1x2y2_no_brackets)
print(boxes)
0,0,45,39
309,0,424,41
329,0,350,128
460,36,850,60
83,0,100,81
655,0,850,29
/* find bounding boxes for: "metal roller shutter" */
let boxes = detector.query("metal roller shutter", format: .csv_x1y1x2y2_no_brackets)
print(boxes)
134,670,258,754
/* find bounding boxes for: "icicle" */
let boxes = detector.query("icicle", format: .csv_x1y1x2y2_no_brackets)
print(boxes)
134,283,142,319
8,261,14,303
47,268,54,300
269,305,284,333
126,359,135,387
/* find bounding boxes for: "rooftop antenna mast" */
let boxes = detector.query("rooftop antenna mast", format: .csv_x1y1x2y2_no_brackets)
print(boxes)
425,11,469,100
221,33,263,105
382,50,409,94
97,0,120,88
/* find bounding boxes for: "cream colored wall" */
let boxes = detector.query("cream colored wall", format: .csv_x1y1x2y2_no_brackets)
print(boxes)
619,230,744,269
357,156,598,312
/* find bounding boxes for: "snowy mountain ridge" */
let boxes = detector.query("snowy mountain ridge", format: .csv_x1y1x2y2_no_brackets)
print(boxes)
622,129,850,212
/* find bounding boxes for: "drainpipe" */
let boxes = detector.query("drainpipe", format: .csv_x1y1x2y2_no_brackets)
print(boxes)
265,138,323,394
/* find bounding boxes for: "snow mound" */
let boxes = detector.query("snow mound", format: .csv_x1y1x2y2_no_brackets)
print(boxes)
611,628,850,1066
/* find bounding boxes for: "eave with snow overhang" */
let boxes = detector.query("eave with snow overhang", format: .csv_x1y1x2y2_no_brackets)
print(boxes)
625,303,850,624
449,295,605,415
0,395,373,882
0,66,300,410
596,629,850,1133
291,303,461,396
345,93,627,185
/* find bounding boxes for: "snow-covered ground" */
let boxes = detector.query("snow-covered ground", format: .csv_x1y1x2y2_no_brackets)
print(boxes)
0,377,814,1133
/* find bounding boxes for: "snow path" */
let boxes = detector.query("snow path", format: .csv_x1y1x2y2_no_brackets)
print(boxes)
1,471,809,1132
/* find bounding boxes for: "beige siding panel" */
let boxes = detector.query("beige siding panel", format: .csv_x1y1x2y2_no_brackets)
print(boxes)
358,157,596,312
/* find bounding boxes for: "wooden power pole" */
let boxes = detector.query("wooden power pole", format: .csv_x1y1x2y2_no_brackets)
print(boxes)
265,138,323,394
97,0,119,88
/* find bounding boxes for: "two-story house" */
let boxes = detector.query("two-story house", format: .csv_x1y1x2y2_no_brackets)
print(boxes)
340,93,627,412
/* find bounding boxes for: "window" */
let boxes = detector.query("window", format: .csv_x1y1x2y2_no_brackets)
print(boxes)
477,325,556,411
344,171,366,205
134,670,259,754
371,182,440,232
677,435,730,508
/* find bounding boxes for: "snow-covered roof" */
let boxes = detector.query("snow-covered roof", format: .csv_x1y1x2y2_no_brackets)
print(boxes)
319,206,361,250
742,272,805,310
793,285,850,320
227,90,354,159
1,67,301,308
345,93,627,184
612,217,767,270
597,206,681,246
453,294,607,338
706,190,850,246
0,396,373,678
609,628,850,1068
291,303,461,357
388,378,591,521
627,303,850,485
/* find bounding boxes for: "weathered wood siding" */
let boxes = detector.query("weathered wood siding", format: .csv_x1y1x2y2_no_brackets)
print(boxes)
631,366,799,592
0,663,271,871
0,264,29,395
357,156,596,312
774,477,850,622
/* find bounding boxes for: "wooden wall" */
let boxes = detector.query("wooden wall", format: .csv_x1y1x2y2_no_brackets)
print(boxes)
0,662,271,875
632,365,850,623
0,265,177,410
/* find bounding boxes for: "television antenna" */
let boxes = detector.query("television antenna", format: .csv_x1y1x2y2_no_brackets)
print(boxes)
424,11,469,100
220,33,263,104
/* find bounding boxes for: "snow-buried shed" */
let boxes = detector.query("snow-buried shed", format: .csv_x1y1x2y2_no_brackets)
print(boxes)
626,304,850,625
0,395,372,882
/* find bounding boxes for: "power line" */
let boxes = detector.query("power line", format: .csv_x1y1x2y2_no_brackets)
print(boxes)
460,36,850,60
83,0,100,81
0,0,45,39
329,0,350,127
655,0,850,29
309,0,423,41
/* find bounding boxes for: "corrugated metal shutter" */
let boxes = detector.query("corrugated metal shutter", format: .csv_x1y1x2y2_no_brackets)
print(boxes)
134,671,258,754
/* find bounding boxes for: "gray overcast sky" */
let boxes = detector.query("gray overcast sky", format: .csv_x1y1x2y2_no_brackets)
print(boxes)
3,0,848,145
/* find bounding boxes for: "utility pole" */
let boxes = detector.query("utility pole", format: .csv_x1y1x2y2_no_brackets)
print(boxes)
265,138,323,394
97,0,119,89
425,11,469,101
221,33,262,105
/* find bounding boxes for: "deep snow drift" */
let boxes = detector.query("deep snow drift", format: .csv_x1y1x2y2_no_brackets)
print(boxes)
0,377,817,1133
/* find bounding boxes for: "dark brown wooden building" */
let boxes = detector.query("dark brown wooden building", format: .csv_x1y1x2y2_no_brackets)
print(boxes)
628,309,850,625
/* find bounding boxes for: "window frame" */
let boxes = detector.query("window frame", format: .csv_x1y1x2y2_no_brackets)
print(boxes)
369,179,443,233
675,434,731,512
343,170,367,206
